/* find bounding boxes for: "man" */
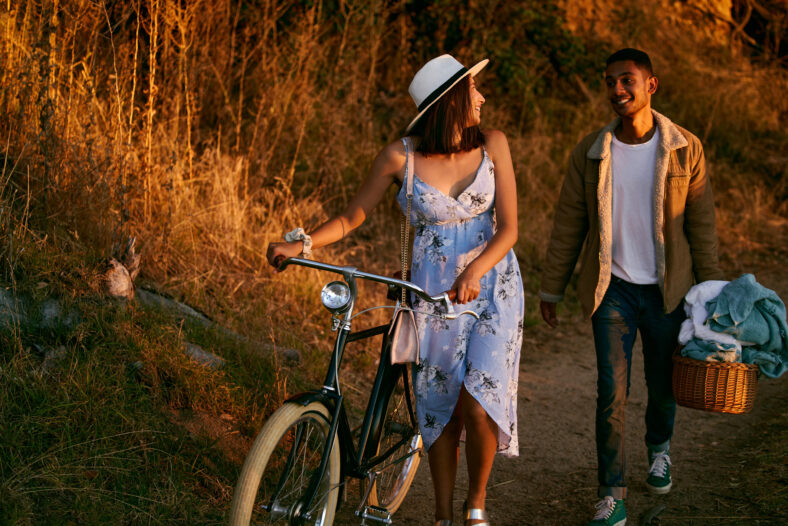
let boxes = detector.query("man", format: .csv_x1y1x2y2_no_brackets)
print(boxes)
539,48,723,526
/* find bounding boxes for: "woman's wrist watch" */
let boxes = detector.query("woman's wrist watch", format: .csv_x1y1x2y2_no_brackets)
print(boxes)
284,228,313,259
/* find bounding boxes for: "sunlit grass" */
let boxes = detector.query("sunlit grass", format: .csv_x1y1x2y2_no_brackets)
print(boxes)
0,0,786,522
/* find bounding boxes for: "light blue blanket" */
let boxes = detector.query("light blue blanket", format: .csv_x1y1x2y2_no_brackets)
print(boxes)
706,274,788,378
681,338,740,363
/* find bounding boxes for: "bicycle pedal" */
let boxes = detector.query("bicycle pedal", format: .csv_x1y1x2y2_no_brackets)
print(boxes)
357,504,392,525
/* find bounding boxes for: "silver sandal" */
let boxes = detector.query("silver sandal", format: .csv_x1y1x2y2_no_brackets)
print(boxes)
463,501,489,526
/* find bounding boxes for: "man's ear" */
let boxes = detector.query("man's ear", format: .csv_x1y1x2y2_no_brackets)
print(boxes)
648,75,659,95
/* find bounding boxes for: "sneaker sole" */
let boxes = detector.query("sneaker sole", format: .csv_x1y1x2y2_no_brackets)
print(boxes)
646,481,672,494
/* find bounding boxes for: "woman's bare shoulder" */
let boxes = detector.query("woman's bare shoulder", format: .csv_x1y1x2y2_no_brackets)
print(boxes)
482,128,507,145
372,139,408,182
481,129,510,160
380,138,408,161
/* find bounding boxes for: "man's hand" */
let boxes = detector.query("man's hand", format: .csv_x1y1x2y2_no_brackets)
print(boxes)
540,300,558,328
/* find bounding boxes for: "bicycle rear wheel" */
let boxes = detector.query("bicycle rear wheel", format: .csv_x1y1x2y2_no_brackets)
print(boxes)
366,365,422,513
229,402,340,525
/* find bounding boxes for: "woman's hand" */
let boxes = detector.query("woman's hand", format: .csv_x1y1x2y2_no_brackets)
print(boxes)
266,241,303,270
450,267,482,304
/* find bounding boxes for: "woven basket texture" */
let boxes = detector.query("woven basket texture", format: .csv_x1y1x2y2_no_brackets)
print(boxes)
672,355,758,414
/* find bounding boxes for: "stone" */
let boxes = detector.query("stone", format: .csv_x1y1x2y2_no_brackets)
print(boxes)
39,345,68,373
280,347,302,364
38,298,61,327
136,289,212,326
0,288,26,326
182,341,225,369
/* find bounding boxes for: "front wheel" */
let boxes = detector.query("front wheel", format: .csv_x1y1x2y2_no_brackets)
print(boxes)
229,402,341,525
366,365,422,513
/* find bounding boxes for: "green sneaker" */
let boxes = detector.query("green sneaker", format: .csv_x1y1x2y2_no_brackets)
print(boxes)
586,496,626,526
646,450,672,494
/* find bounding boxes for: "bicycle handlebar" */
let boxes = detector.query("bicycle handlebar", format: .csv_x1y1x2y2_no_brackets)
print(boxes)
277,257,478,320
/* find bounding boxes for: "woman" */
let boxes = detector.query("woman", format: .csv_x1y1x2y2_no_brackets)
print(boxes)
267,54,524,526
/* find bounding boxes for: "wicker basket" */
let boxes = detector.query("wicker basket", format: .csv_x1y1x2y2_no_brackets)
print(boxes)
672,355,759,414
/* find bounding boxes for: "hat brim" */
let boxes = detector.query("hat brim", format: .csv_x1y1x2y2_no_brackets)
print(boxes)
405,58,489,134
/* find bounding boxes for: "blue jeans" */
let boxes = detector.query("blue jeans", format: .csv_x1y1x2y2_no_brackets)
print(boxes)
591,276,685,499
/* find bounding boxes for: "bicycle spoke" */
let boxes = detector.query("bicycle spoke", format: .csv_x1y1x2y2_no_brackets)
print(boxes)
238,408,339,525
363,366,422,514
298,423,312,492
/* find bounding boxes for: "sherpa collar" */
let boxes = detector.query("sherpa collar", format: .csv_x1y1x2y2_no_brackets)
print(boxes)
587,109,689,315
587,109,688,160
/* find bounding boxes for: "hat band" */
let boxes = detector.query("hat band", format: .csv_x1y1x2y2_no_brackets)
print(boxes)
417,66,468,112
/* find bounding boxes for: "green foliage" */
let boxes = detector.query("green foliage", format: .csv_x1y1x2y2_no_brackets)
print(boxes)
0,322,230,524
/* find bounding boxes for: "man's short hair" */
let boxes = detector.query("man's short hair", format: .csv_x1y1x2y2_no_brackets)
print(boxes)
606,48,654,76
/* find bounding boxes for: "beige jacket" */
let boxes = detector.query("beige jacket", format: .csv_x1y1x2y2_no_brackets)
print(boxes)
539,110,724,318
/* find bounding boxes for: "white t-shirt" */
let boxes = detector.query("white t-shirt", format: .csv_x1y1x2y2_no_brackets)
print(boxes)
610,129,660,284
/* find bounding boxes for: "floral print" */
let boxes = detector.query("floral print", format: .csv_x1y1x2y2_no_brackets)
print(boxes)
466,362,502,405
396,141,524,457
412,228,453,268
414,361,451,395
496,260,521,302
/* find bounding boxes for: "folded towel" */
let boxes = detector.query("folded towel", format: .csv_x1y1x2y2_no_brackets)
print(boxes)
706,274,788,378
681,338,740,363
679,280,740,354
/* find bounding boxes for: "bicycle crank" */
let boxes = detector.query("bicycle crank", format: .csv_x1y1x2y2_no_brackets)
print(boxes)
357,504,393,525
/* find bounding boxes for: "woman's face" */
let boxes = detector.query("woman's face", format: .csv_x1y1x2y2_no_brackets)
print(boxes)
467,77,485,127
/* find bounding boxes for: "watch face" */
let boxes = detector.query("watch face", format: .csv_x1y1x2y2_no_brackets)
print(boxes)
321,281,351,311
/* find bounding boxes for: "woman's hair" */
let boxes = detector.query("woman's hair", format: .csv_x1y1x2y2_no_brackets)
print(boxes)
409,75,485,155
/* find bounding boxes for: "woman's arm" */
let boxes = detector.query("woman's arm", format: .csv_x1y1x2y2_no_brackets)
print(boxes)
267,141,405,267
451,129,519,303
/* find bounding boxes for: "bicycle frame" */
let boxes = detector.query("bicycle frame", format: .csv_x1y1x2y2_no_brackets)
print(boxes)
268,258,475,523
278,319,411,521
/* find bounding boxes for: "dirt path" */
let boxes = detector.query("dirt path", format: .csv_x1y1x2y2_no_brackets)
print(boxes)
336,268,788,525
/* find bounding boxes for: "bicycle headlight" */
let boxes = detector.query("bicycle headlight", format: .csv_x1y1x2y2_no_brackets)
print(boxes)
320,281,351,313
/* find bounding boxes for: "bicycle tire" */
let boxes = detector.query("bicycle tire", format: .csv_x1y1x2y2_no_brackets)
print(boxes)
229,402,340,525
366,366,422,513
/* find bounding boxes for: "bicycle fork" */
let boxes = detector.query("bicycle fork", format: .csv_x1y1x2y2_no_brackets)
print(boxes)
275,326,351,523
262,393,344,524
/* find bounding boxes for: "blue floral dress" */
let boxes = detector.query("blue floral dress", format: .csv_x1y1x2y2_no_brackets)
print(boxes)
396,141,524,457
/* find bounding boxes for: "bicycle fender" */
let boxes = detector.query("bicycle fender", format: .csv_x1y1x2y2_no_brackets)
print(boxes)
284,390,336,408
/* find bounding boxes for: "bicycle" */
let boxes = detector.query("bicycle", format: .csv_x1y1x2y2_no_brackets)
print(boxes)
229,257,478,525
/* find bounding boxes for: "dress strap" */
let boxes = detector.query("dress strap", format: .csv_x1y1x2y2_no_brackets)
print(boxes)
401,137,415,198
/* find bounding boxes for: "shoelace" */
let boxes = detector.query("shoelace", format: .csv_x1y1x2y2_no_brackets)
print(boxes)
648,451,672,477
593,496,617,520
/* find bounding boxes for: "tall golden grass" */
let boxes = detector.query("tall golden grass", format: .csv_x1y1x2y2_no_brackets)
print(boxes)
1,0,786,350
3,5,785,520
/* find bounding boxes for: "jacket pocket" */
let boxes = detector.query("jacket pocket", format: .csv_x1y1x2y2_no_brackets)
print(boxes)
667,172,689,187
668,151,689,174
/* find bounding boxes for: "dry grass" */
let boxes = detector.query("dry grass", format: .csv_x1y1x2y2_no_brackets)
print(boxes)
1,0,786,421
0,1,786,522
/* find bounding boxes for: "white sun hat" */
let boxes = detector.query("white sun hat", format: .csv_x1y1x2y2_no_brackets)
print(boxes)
406,54,489,133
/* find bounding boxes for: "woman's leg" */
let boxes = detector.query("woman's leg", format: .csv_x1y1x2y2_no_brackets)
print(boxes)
461,385,498,522
428,397,464,522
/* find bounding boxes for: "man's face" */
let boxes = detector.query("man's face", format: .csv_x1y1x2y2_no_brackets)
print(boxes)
604,60,658,118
